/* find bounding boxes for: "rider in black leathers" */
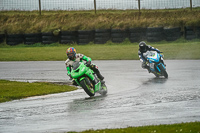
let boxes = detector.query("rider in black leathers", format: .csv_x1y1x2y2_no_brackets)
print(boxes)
138,41,164,72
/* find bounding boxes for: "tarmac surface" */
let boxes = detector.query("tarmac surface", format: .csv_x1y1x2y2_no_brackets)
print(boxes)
0,60,200,133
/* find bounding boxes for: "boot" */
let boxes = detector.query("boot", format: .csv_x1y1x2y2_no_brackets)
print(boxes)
147,66,151,73
90,65,104,81
92,78,99,86
96,70,104,81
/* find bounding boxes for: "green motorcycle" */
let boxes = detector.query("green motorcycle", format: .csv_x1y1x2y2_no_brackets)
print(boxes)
71,61,107,97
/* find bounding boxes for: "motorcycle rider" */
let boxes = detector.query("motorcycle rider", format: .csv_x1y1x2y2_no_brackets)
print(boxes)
138,41,164,72
65,47,104,85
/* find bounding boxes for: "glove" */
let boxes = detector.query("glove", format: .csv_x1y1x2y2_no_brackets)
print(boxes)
86,61,91,67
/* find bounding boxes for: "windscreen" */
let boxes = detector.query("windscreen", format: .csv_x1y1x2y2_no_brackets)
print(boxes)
72,61,80,70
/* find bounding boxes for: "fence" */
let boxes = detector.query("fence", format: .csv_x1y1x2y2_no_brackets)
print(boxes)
0,0,200,14
1,0,200,45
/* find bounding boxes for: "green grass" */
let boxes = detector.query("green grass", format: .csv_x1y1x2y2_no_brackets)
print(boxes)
1,9,200,133
0,39,200,61
0,80,199,133
0,9,200,34
68,122,200,133
0,80,77,103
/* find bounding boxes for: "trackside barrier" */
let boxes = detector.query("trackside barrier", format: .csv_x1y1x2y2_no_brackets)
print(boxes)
1,26,200,46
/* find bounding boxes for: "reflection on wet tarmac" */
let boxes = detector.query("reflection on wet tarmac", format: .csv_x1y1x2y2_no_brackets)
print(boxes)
0,60,200,133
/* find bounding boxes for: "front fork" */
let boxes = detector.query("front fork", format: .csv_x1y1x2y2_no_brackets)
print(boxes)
156,63,166,72
156,57,166,73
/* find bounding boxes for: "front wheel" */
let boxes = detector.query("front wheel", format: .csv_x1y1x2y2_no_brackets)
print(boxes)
80,77,95,97
159,65,168,78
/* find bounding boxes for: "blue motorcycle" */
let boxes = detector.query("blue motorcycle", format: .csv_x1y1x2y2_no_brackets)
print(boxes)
144,51,168,78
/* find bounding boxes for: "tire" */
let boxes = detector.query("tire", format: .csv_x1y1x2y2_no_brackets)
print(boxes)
184,26,194,31
95,33,110,37
94,29,110,44
80,77,95,97
60,31,78,44
129,38,140,42
153,73,160,78
185,30,196,40
129,27,146,33
99,83,107,96
94,38,107,44
130,33,141,37
6,38,24,42
42,36,57,41
112,38,124,43
78,39,91,44
184,26,196,40
60,36,76,40
24,33,42,45
164,27,181,41
0,34,5,43
95,29,110,33
111,33,122,38
6,34,24,45
129,27,147,43
186,30,195,35
147,37,162,42
147,32,163,37
42,41,55,44
61,31,77,36
165,36,179,41
147,27,164,42
196,27,200,38
110,29,125,43
159,65,168,78
185,35,196,40
7,34,24,38
60,40,76,44
25,37,41,42
147,27,163,32
42,32,58,44
24,33,41,37
6,41,19,46
78,35,91,39
164,27,181,33
78,30,94,45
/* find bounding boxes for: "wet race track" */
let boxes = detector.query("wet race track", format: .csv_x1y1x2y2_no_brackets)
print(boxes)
0,60,200,133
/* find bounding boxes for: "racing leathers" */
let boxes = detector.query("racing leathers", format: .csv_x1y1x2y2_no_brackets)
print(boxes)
65,53,104,83
138,45,161,72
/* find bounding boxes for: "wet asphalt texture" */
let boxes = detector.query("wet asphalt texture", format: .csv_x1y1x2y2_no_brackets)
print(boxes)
0,60,200,133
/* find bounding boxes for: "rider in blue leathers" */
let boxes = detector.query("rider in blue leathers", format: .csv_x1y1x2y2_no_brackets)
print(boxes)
138,41,163,72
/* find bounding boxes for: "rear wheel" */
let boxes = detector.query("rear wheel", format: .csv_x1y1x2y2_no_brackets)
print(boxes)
99,83,107,96
159,65,168,78
80,77,95,96
153,73,160,78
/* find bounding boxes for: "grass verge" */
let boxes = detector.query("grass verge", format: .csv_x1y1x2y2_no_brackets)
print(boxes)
0,39,200,61
68,122,200,133
0,9,200,34
0,80,77,103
